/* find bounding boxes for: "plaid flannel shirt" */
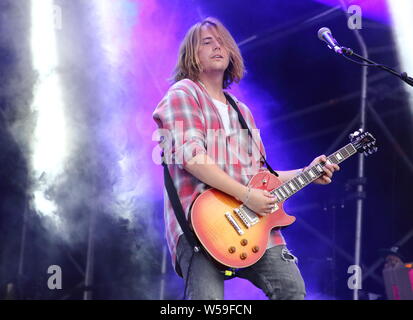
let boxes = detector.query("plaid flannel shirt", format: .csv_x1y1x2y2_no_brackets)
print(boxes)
153,79,285,274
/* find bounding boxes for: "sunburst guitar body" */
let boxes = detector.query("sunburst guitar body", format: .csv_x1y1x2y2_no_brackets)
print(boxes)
190,171,294,269
189,130,378,269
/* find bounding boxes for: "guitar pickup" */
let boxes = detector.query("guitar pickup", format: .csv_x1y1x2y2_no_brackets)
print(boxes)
233,206,259,228
225,212,244,235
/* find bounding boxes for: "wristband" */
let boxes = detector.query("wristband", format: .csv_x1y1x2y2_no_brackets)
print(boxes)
244,186,251,205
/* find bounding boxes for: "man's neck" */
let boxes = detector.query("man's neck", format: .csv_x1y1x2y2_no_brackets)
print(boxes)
198,73,226,103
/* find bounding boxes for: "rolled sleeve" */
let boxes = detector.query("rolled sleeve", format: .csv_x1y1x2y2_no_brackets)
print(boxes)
153,89,207,169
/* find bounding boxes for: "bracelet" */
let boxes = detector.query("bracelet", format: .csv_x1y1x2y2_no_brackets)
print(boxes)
244,186,251,205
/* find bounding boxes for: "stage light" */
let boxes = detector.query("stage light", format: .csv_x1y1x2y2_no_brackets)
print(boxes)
387,0,413,110
30,0,68,226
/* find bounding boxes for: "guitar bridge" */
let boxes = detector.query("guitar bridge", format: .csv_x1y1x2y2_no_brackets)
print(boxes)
233,205,259,228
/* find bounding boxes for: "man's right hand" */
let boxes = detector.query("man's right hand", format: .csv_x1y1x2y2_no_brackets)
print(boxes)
243,188,278,216
185,154,279,216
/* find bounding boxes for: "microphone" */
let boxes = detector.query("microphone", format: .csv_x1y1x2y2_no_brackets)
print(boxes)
318,27,343,54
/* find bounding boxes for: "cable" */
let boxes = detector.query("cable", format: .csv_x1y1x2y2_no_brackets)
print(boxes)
340,46,413,86
341,54,384,67
340,47,385,67
183,250,196,300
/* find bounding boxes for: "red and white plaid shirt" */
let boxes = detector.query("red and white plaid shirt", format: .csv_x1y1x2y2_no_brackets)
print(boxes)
153,79,285,273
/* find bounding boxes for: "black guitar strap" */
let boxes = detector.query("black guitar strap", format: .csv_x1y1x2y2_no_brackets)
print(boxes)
162,154,231,277
162,155,236,277
224,92,278,177
161,154,202,254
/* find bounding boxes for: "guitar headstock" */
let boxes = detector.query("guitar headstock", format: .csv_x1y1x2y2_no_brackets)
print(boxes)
349,129,378,156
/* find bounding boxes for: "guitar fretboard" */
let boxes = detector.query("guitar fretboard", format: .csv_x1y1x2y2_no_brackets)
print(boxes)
270,143,357,201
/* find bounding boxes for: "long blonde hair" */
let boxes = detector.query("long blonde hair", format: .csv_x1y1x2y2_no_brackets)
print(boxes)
172,17,245,89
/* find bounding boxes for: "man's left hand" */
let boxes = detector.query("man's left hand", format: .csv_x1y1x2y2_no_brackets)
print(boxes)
307,155,340,185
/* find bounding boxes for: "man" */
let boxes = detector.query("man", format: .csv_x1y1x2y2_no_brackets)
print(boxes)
153,17,339,300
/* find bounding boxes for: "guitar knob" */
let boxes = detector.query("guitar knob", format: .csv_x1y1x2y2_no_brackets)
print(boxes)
252,246,260,253
240,252,247,260
241,239,248,246
228,246,236,254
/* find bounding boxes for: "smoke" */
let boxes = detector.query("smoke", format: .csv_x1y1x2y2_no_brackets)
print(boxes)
0,0,166,298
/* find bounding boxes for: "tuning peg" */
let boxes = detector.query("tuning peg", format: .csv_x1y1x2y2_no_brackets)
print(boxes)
349,131,358,140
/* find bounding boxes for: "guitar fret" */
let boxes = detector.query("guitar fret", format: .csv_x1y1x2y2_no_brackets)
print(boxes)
329,155,338,164
274,189,283,201
346,144,357,155
344,147,352,157
311,166,320,176
340,148,349,158
276,188,285,199
297,176,305,186
284,183,294,195
288,181,297,192
300,173,309,184
303,171,311,183
279,186,287,196
344,145,351,155
302,174,310,184
309,167,317,177
291,178,300,190
292,178,301,190
282,185,291,196
335,151,344,162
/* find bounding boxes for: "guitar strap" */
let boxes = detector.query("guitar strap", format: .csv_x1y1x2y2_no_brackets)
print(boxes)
224,92,278,177
161,155,202,254
163,156,234,277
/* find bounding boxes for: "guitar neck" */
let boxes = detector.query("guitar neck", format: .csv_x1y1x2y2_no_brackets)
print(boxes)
270,143,357,201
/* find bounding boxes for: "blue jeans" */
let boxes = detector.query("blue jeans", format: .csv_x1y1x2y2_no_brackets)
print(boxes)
176,235,306,300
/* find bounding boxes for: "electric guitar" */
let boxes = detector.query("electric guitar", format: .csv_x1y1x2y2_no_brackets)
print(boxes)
190,130,377,268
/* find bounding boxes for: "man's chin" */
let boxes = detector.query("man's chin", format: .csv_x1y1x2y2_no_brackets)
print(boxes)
205,65,229,73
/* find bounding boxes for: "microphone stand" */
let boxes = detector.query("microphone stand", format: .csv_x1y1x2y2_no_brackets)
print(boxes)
341,31,368,301
340,47,413,87
323,0,411,301
336,44,412,300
